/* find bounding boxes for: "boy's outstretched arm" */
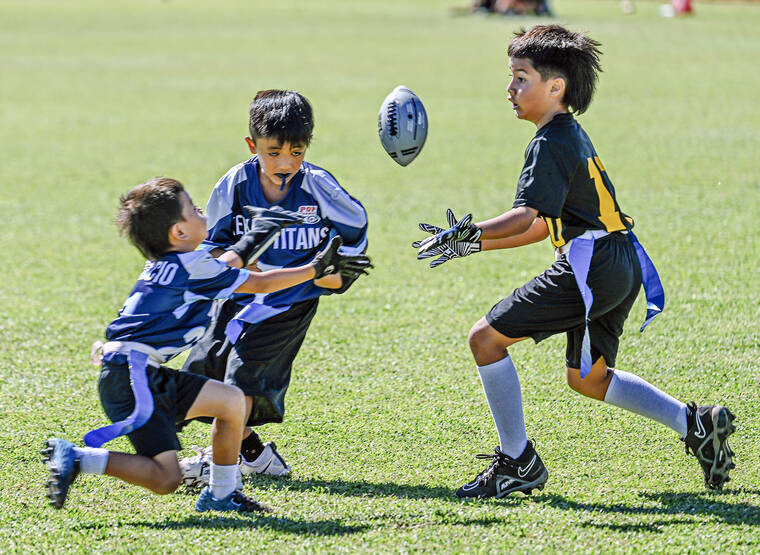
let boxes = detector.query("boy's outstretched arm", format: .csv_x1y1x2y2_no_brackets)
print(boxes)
481,216,548,251
475,206,539,241
235,264,317,294
414,207,543,268
235,236,372,295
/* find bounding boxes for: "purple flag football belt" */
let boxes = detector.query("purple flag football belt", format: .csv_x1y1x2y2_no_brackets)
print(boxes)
83,343,162,448
563,230,665,379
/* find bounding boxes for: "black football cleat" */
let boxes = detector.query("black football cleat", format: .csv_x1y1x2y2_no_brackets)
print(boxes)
683,402,736,490
456,441,548,499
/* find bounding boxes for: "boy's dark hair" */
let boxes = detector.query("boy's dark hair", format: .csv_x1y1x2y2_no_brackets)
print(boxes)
117,177,185,260
508,25,602,115
249,90,314,146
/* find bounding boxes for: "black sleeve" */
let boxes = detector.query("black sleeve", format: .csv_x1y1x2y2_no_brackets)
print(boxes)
512,138,569,218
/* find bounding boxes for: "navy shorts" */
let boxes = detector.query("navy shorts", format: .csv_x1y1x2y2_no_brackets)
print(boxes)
486,233,641,368
98,355,208,457
182,297,319,426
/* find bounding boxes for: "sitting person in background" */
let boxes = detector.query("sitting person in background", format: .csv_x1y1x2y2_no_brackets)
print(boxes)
468,0,552,16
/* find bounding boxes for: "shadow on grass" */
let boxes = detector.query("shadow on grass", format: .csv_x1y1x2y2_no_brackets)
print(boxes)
74,507,506,535
245,475,462,501
534,490,760,529
77,514,370,535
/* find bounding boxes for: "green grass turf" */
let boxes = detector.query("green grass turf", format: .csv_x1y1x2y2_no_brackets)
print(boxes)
2,0,759,551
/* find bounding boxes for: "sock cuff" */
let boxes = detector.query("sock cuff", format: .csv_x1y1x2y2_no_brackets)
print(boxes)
74,446,109,475
477,354,515,376
210,463,238,474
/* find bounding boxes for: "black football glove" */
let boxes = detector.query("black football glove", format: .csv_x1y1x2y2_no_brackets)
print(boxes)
227,206,304,266
312,236,373,280
412,209,482,268
244,206,304,227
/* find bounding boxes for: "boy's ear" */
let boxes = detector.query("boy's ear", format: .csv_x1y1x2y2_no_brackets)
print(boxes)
168,221,187,245
550,77,566,100
245,137,257,154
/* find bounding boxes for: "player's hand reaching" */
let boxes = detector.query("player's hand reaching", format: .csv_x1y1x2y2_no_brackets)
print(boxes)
412,209,482,268
228,206,304,266
312,236,373,280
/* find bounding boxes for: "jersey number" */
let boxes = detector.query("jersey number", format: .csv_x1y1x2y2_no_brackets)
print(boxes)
142,262,179,285
587,157,626,232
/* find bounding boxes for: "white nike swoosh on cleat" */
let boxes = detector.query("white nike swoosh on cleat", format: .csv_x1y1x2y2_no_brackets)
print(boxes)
461,481,479,492
695,412,707,439
517,455,537,478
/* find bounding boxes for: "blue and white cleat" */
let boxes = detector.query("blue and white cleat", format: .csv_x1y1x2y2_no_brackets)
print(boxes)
194,486,269,514
42,438,80,509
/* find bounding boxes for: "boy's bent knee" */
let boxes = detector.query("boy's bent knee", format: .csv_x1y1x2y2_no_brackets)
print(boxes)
217,384,246,422
148,458,182,494
468,318,522,366
188,380,246,423
151,475,182,495
468,319,497,352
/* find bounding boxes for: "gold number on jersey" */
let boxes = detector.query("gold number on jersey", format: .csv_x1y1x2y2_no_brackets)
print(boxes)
542,216,565,247
587,156,626,232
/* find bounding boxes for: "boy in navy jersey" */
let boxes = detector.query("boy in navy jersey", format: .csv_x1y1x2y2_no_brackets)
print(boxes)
413,25,736,498
180,90,368,479
43,178,369,513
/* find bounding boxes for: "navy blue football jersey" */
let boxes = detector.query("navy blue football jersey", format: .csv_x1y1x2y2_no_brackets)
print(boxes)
202,156,368,308
106,251,250,362
513,113,633,248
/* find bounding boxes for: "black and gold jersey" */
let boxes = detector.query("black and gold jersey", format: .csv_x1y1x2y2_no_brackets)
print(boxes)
513,113,633,248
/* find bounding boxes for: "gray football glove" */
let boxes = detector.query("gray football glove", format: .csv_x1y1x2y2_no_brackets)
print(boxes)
412,209,482,268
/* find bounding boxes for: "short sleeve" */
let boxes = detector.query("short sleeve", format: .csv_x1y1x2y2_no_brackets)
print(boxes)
305,166,368,255
178,251,251,300
513,138,569,218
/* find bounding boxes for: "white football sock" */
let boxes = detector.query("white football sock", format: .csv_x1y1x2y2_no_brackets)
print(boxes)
74,447,109,475
477,355,528,459
210,464,237,500
603,369,688,437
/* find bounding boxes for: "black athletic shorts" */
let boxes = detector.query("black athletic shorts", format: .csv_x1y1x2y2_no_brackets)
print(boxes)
181,297,319,426
98,355,208,458
486,232,641,368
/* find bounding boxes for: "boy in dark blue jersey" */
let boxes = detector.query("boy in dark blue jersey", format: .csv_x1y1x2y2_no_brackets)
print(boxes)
413,25,736,498
43,178,369,513
180,90,369,480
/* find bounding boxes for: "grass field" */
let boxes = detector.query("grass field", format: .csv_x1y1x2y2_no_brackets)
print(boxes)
2,0,759,551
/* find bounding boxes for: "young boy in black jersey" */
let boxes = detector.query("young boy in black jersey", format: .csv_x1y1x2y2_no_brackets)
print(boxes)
413,25,736,498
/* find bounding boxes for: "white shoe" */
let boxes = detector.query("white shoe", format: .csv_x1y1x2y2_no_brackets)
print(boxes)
239,442,291,477
178,446,243,490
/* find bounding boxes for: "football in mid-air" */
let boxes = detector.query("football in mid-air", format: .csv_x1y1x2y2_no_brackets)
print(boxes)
377,85,428,167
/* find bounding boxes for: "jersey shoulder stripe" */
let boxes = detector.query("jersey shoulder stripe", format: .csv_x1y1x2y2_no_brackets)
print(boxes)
177,250,232,280
300,162,367,228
